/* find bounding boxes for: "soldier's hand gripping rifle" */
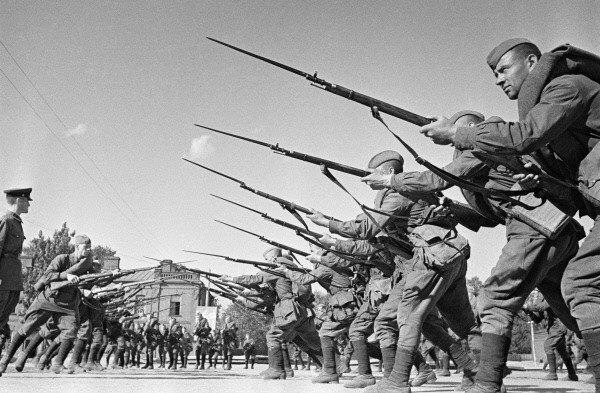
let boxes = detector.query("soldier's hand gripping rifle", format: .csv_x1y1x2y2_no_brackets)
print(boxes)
181,158,338,223
47,265,159,292
207,37,430,126
191,125,369,178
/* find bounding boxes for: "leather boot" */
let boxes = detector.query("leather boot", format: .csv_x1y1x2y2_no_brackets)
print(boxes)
66,339,87,374
282,344,293,377
85,343,103,371
0,332,27,375
438,352,451,376
410,351,437,387
543,352,558,380
470,334,511,393
0,334,7,359
38,340,60,371
556,342,578,381
226,354,232,370
51,339,74,374
109,349,124,369
15,332,44,372
263,346,286,380
200,354,206,370
344,340,376,388
141,349,151,369
312,336,338,384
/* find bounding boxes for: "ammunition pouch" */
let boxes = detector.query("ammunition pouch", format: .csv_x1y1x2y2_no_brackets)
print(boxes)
364,277,392,310
328,290,358,323
273,298,306,329
409,224,469,271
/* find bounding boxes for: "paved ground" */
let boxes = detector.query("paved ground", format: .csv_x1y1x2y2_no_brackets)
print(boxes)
0,360,594,393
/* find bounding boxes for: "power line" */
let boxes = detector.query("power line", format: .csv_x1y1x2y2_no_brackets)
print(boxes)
0,39,166,253
0,65,163,256
0,38,166,255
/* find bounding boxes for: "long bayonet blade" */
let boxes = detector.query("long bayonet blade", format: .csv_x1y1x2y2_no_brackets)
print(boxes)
210,194,264,215
207,37,310,79
194,124,274,148
182,158,245,186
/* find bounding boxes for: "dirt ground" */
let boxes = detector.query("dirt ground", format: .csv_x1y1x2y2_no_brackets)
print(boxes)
0,359,594,393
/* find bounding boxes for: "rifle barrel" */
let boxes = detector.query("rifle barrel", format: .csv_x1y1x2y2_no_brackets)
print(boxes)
207,38,431,126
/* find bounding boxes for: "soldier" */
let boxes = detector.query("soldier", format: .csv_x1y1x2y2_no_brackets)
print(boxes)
194,321,212,370
523,291,578,381
418,39,600,392
0,188,31,360
0,234,94,375
221,315,238,370
286,243,356,384
242,333,256,369
208,329,222,369
180,326,193,368
220,253,322,380
142,316,161,369
157,323,168,368
167,319,183,370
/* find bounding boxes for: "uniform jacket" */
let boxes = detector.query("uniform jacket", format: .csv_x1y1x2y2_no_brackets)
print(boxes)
454,44,600,217
30,253,94,315
0,210,25,290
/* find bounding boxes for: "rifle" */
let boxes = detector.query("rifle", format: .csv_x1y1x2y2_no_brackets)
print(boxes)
181,159,338,221
211,194,324,240
48,265,158,292
215,220,309,257
183,250,306,273
207,37,430,126
191,126,369,177
91,278,157,295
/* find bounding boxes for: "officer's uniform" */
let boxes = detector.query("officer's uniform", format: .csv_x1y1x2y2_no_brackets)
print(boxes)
0,188,31,352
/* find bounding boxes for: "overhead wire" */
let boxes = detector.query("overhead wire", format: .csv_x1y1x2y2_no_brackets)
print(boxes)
0,39,164,256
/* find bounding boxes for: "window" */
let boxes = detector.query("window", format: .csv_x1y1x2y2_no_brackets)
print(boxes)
170,296,181,316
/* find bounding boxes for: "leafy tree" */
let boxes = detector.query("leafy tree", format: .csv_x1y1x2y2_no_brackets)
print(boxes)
92,245,117,261
509,311,532,354
467,276,483,297
219,302,271,355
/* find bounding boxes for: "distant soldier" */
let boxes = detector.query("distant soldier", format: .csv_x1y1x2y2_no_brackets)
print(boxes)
194,321,212,370
221,315,238,370
0,188,31,360
242,333,256,369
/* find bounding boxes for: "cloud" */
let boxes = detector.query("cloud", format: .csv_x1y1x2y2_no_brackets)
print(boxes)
188,135,216,160
66,123,98,136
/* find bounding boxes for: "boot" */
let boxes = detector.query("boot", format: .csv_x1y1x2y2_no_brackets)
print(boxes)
556,344,578,381
226,354,232,370
312,336,338,384
15,332,44,372
51,339,74,374
200,354,206,370
109,349,124,369
582,328,600,392
245,358,249,369
66,339,87,374
0,332,27,375
251,358,255,369
263,346,286,380
381,345,397,378
438,352,451,376
85,343,104,371
344,340,376,388
80,345,90,367
543,352,558,380
158,353,165,368
409,351,437,387
142,349,152,369
38,340,60,371
282,344,293,377
470,334,511,393
0,334,7,359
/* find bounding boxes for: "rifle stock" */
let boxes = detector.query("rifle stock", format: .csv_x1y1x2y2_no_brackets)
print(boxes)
207,37,430,126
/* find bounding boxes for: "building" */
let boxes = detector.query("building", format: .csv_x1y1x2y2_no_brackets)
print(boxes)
104,257,219,331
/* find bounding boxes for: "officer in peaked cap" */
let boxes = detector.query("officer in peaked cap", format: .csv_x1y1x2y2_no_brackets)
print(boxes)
0,187,32,363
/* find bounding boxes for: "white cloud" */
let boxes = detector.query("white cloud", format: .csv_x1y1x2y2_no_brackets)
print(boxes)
188,135,216,160
67,124,88,136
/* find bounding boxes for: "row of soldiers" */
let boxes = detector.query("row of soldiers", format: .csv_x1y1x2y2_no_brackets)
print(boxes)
193,37,600,393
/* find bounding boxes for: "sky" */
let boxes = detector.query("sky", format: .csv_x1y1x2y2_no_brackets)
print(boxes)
1,1,599,293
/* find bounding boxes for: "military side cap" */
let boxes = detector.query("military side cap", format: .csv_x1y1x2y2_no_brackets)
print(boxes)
368,151,404,169
4,188,32,201
487,38,533,69
263,247,283,259
73,234,92,245
449,110,485,125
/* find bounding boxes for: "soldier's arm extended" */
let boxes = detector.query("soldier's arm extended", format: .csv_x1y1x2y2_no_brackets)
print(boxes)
232,270,279,286
327,192,412,239
454,79,585,155
390,150,489,193
286,265,331,286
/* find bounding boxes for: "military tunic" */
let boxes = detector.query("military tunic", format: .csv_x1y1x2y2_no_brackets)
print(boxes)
0,211,25,338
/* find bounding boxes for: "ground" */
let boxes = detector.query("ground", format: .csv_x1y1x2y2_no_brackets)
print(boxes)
0,359,593,393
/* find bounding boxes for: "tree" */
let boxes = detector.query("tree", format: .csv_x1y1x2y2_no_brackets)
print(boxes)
219,302,272,355
467,276,483,297
92,245,117,261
